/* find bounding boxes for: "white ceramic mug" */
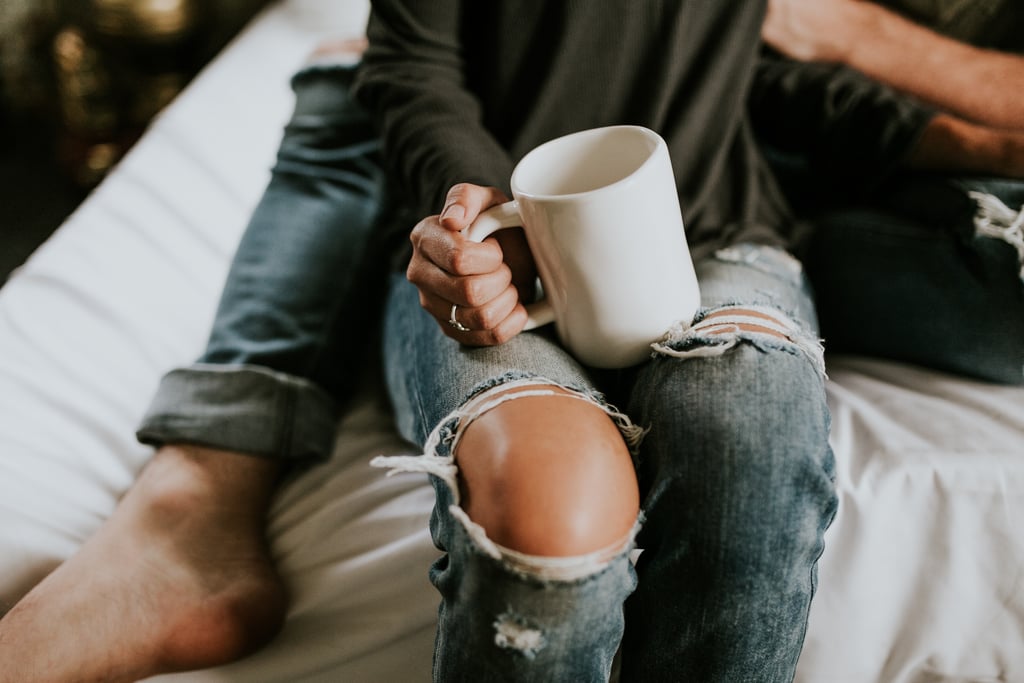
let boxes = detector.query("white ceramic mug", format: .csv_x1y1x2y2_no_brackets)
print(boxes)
466,125,700,368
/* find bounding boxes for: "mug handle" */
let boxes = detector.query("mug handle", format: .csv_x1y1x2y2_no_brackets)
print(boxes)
464,201,555,329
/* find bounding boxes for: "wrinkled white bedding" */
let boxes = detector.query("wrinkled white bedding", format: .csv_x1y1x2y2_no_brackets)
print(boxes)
1,2,1021,681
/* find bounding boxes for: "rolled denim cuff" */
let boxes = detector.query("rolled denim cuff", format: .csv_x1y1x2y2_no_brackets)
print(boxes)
136,364,339,461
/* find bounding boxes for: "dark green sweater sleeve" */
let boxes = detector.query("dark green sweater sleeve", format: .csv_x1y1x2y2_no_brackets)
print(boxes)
352,0,515,218
749,53,936,191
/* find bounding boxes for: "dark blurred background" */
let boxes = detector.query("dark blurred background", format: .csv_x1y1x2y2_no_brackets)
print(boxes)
0,0,272,283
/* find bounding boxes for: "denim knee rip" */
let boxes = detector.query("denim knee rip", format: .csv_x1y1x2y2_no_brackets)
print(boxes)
970,190,1024,282
652,302,827,379
372,373,645,583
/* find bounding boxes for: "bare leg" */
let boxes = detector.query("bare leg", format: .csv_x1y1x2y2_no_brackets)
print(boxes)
0,36,375,682
455,387,640,556
424,386,641,680
0,445,287,682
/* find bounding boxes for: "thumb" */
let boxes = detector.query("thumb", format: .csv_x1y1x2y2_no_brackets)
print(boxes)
440,183,508,232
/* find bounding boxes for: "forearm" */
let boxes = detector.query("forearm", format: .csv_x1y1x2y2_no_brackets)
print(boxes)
905,113,1024,179
764,0,1024,131
750,56,936,188
840,5,1024,131
352,0,514,217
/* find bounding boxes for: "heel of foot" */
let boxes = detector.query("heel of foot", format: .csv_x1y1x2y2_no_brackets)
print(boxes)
159,574,288,670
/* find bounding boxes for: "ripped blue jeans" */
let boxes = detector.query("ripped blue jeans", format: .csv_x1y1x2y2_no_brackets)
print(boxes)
136,63,397,460
381,244,838,682
805,174,1024,384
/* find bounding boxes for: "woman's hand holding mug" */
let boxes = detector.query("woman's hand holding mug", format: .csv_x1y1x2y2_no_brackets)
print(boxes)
410,126,701,368
406,183,537,346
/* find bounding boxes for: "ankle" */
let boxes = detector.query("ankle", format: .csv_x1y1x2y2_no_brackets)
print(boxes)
133,446,289,670
139,444,281,513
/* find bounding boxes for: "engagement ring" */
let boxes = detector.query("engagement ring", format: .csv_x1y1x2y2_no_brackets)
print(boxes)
448,304,470,332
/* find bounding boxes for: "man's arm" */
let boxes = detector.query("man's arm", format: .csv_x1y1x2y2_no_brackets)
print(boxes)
905,112,1024,177
762,0,1024,131
749,56,938,189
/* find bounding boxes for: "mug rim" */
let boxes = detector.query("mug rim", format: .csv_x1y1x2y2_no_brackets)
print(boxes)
510,125,665,202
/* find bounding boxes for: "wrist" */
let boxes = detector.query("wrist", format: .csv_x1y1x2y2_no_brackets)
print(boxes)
992,131,1024,179
906,114,1024,179
763,0,858,63
830,1,882,64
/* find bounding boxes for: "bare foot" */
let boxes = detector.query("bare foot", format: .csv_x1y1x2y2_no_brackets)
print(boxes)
0,445,288,683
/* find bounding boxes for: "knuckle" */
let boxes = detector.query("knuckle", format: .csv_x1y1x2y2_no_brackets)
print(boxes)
409,226,433,256
501,307,528,337
406,260,423,285
447,247,471,274
460,277,490,307
473,306,497,331
409,219,429,241
484,329,509,346
497,263,514,288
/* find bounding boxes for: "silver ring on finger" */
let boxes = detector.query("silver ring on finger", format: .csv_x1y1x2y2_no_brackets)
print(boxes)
448,303,471,332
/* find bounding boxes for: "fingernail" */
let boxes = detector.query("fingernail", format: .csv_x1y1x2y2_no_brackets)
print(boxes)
441,204,465,223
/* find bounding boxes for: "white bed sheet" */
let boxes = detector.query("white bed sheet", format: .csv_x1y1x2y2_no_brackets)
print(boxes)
1,1,1022,681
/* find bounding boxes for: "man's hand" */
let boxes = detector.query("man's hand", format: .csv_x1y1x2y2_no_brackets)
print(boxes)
406,183,537,345
762,0,862,62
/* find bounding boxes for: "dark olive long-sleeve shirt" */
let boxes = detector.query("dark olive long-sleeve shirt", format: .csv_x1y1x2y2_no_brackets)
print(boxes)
353,0,798,259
